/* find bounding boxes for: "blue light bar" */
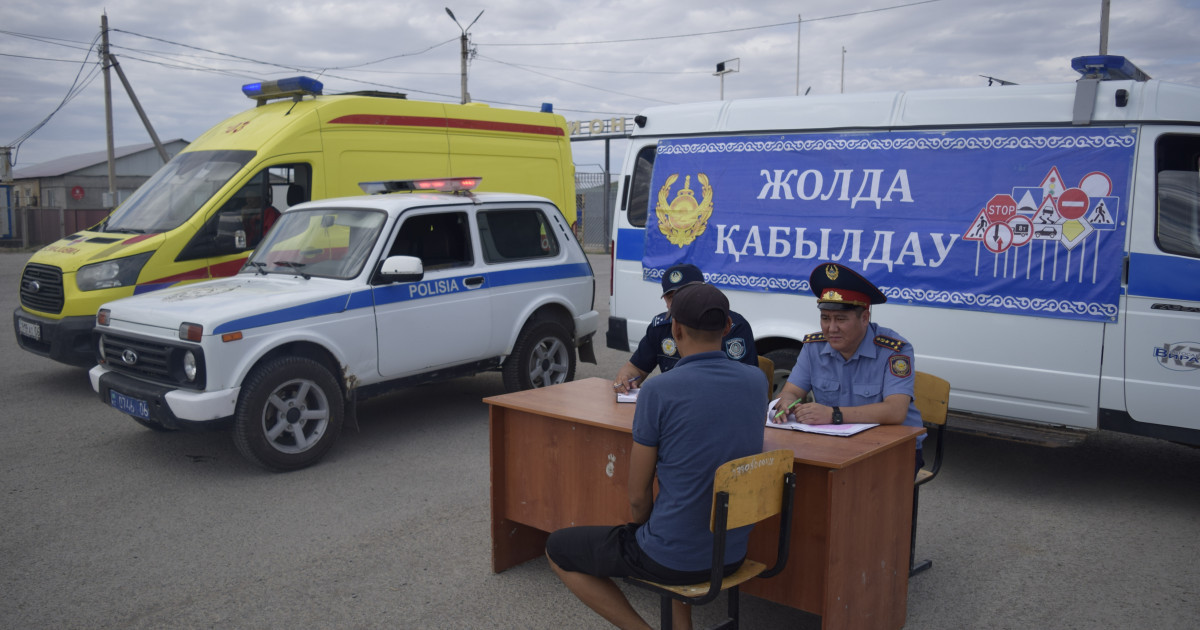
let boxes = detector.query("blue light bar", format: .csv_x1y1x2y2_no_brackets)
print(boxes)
1070,55,1151,82
241,76,325,102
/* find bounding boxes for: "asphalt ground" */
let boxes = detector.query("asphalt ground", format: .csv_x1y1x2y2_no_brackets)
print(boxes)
1,250,1198,629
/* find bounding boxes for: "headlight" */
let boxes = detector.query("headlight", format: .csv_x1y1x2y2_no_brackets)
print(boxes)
76,253,153,292
183,351,197,382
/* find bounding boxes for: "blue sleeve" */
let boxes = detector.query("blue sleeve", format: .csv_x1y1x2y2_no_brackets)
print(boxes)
628,321,660,373
880,341,916,400
733,318,757,365
786,343,817,393
632,381,662,447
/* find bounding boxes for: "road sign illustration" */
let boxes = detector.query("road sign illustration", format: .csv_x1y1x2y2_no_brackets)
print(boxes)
1057,188,1090,220
984,222,1014,253
1009,215,1034,246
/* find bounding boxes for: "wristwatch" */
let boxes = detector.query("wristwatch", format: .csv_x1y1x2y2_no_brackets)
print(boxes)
831,406,843,425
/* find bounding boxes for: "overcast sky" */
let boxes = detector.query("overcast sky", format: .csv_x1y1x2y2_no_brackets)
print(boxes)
3,0,1199,174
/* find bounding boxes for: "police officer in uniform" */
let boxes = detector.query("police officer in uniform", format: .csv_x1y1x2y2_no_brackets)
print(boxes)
614,263,757,393
771,262,926,473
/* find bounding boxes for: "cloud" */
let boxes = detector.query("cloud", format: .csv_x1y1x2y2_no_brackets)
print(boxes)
2,0,1198,170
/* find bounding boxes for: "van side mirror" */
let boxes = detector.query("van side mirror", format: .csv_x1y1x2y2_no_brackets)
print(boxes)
379,255,424,283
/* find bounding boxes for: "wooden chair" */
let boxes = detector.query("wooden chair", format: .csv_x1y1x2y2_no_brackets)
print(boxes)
756,356,775,400
625,449,796,630
910,371,950,576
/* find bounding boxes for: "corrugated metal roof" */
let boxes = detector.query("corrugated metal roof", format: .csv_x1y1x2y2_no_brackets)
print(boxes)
12,139,189,179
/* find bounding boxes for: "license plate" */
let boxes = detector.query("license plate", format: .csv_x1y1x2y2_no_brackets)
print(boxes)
18,318,41,341
109,390,151,420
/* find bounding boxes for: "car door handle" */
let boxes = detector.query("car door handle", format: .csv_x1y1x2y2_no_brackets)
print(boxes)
464,276,485,288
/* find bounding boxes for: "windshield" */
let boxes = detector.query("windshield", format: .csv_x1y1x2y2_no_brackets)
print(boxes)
247,208,387,280
101,150,255,234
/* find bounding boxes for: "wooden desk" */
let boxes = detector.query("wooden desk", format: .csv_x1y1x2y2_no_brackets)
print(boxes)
486,377,922,630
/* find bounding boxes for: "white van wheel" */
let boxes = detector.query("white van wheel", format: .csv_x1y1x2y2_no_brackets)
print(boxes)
764,347,800,398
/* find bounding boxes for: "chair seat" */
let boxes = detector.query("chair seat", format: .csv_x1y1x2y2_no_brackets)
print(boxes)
915,468,934,486
629,559,767,598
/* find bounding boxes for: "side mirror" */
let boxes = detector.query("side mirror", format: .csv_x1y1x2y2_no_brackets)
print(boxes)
379,255,424,283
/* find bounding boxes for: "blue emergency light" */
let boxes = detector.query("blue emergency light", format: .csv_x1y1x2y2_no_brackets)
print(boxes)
1070,55,1151,82
242,76,325,103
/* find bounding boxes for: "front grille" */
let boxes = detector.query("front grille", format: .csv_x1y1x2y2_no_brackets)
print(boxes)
99,332,206,390
20,263,65,314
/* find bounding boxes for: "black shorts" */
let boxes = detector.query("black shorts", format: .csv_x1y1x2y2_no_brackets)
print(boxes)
545,523,743,586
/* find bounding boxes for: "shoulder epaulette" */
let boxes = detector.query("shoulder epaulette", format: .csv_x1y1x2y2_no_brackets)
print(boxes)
650,312,671,327
874,335,905,352
802,332,826,344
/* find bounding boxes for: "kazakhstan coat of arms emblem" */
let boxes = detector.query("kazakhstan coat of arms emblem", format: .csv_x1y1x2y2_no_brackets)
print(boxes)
655,173,714,247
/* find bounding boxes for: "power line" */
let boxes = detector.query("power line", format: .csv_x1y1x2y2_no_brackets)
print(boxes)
479,0,946,46
476,55,675,105
7,32,103,161
477,54,712,75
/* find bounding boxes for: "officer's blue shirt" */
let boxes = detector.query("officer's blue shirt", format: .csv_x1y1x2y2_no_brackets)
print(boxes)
629,310,757,374
787,321,925,448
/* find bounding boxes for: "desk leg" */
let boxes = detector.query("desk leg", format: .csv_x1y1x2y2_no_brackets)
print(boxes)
490,406,548,572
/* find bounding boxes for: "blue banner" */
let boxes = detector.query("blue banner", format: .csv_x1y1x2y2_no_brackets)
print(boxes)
643,128,1136,322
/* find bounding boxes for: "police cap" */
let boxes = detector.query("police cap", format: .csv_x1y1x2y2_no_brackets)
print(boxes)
661,263,705,297
809,263,887,310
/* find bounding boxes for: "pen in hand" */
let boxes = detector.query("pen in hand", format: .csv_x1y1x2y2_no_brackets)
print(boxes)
773,398,802,421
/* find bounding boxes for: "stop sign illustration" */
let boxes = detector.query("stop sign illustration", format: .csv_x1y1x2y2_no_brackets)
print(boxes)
984,194,1017,223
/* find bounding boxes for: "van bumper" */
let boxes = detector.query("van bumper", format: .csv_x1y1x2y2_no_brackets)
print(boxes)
90,365,237,431
13,308,97,367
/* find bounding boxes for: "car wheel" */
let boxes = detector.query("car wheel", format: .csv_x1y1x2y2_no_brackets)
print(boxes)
503,320,576,392
130,415,175,432
764,347,800,399
233,356,344,472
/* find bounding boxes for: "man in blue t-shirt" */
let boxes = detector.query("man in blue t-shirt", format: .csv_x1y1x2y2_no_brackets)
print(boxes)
613,263,757,394
547,283,766,629
771,262,926,473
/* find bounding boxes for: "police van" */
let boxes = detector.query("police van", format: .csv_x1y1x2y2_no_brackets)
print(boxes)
607,56,1200,446
15,77,577,367
90,178,598,471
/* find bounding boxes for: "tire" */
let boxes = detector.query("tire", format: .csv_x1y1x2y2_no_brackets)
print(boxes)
233,356,344,472
764,347,800,399
503,320,576,392
130,415,174,432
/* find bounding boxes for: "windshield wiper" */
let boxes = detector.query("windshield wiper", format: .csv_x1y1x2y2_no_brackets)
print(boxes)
273,261,311,279
246,261,269,276
105,228,147,234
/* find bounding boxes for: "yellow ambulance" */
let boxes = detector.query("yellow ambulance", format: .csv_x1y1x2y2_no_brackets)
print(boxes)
14,77,577,366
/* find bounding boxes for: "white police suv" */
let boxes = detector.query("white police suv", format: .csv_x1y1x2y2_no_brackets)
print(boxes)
90,178,598,471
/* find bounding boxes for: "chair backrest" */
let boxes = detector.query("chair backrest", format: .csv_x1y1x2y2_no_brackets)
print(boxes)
756,356,775,400
913,371,950,426
711,449,794,531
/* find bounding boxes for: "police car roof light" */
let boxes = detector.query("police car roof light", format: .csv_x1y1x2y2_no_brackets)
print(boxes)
242,76,325,103
1070,55,1151,82
358,177,483,195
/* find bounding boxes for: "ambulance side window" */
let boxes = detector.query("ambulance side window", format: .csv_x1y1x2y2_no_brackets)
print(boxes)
1155,134,1200,259
625,145,656,228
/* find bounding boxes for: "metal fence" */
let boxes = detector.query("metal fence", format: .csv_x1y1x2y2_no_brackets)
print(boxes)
574,172,615,253
2,206,110,248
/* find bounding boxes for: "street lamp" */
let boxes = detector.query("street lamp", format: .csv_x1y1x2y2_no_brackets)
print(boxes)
446,7,484,104
714,57,740,101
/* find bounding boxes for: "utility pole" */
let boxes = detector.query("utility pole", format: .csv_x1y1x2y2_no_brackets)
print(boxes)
795,14,801,96
101,13,116,208
1099,0,1111,54
446,8,483,104
840,46,847,94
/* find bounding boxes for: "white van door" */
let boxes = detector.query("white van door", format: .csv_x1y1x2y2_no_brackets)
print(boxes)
1122,130,1200,433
